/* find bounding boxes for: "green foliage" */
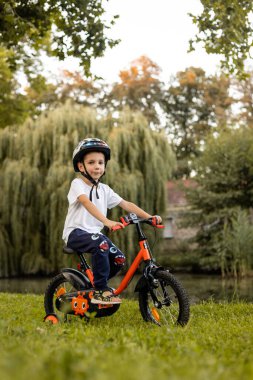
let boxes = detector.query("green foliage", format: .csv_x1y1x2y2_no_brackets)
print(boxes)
189,0,253,78
187,128,253,276
101,56,164,126
0,0,119,128
217,209,253,277
25,74,58,115
0,104,175,277
0,46,30,128
1,294,253,380
56,70,100,106
163,67,233,177
0,0,119,75
189,128,253,212
233,70,253,128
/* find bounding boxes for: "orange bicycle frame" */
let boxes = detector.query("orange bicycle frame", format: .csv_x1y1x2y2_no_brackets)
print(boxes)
113,240,151,296
79,215,164,294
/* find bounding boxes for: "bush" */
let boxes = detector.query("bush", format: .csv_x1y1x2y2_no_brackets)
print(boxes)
187,127,253,276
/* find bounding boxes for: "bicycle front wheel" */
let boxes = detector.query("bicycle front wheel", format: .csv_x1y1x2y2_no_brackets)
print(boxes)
138,270,190,327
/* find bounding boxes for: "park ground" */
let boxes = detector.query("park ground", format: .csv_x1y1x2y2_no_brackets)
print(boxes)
0,293,252,380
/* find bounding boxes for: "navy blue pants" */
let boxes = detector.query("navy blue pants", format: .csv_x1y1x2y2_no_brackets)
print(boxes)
67,228,126,290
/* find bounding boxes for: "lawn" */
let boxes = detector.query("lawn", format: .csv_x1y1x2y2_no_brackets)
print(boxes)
0,293,252,380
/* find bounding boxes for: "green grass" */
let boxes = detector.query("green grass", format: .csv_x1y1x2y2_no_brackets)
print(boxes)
0,293,252,380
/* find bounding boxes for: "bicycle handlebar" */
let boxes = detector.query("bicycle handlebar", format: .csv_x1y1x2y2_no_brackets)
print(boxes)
111,214,165,231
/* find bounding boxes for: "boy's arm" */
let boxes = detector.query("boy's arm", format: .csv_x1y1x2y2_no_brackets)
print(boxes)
78,194,124,230
119,200,162,223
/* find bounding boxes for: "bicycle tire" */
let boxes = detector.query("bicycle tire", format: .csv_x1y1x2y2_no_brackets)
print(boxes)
138,270,190,326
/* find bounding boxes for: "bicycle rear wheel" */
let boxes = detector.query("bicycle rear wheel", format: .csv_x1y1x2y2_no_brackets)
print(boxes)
44,273,80,321
138,270,190,327
44,273,120,321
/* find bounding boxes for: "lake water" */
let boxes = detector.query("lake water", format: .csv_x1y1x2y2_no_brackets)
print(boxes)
0,273,252,304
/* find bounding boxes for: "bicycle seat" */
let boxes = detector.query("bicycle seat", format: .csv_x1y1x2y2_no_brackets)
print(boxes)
63,246,76,255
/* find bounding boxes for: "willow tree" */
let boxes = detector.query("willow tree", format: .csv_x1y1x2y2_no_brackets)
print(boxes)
0,103,175,277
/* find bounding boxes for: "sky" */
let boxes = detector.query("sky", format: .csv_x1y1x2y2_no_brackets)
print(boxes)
44,0,223,83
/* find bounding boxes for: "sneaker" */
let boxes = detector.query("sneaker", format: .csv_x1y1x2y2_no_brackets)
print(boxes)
91,290,122,305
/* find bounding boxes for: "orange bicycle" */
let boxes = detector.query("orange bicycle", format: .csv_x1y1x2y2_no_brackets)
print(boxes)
44,213,190,326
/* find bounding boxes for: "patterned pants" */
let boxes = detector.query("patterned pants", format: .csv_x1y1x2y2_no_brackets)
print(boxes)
67,228,126,290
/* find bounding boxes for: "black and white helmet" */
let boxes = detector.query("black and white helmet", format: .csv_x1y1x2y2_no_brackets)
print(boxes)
72,138,111,172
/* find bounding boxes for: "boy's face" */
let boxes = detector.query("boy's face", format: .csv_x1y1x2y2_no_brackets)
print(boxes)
77,151,105,181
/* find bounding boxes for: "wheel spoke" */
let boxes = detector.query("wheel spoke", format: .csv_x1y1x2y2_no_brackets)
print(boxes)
159,305,178,324
139,271,189,327
154,286,179,324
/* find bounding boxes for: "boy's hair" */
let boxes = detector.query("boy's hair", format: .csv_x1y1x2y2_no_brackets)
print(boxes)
72,138,110,172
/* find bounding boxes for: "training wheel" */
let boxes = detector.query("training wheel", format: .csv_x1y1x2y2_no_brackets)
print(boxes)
44,313,59,324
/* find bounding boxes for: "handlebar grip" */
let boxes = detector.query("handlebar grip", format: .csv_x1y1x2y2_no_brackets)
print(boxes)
111,225,123,231
111,218,130,232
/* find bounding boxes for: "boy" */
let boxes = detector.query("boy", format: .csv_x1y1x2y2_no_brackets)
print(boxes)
63,138,162,305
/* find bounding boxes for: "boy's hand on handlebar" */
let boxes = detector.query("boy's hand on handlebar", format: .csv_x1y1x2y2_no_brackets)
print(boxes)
152,215,162,225
105,220,125,231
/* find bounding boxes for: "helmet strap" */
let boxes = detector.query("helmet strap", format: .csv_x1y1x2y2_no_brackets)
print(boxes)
80,161,105,202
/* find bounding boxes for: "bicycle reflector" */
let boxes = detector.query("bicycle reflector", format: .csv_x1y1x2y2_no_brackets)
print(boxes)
151,307,160,321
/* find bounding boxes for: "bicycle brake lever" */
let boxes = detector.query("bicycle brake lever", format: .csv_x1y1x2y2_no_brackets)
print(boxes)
120,217,130,227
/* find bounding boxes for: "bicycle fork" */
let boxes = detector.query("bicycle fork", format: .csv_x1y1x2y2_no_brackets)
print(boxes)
144,263,171,309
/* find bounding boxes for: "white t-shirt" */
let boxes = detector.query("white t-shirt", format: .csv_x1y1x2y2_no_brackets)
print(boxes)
62,178,122,243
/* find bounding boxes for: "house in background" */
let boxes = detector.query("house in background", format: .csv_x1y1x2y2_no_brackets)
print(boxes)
163,179,198,241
